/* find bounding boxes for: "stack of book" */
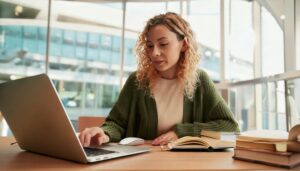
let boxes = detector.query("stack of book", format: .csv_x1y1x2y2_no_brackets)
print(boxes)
233,124,300,168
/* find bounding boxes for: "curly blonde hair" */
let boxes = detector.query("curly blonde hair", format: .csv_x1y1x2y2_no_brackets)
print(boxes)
135,12,200,100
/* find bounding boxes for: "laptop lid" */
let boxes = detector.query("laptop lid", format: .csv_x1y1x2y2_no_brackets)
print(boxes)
0,74,149,163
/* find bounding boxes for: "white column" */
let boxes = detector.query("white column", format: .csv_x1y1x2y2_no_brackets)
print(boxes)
253,0,262,130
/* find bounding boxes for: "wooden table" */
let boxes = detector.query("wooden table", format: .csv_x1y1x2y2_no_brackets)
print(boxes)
0,137,293,170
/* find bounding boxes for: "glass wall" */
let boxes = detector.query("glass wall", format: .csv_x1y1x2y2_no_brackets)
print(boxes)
187,0,220,81
226,1,293,131
288,78,300,128
226,0,253,81
47,1,123,119
229,85,255,131
261,6,284,76
297,0,300,70
0,0,298,134
0,0,48,81
229,80,287,132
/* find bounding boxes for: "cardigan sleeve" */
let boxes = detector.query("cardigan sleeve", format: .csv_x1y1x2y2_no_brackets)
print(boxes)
174,70,240,137
100,73,137,142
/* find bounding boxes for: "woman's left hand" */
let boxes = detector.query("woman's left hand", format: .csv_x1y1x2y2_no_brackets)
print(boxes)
152,130,178,146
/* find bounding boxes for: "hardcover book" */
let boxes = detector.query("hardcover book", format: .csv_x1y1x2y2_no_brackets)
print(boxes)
233,147,300,168
236,124,300,152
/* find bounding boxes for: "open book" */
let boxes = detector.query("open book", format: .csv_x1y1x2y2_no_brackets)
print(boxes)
162,131,238,151
236,124,300,152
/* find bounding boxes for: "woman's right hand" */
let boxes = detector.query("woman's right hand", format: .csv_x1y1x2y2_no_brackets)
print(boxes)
78,127,110,147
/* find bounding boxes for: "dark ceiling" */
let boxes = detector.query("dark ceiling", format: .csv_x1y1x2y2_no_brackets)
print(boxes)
0,1,40,18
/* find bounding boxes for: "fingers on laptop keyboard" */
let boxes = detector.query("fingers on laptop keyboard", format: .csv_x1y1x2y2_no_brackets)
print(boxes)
78,127,108,147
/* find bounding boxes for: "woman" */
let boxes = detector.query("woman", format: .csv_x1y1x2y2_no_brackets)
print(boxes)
79,12,239,147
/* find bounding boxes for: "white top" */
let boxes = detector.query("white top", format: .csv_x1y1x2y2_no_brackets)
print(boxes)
153,78,183,135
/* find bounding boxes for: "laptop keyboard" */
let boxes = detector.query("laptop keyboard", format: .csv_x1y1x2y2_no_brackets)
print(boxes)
84,147,117,157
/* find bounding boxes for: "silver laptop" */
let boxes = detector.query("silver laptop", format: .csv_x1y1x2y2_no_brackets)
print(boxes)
0,74,150,163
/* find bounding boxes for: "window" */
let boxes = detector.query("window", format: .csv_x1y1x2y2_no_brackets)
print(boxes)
0,0,48,82
49,1,123,118
187,0,220,81
226,0,254,81
261,7,284,76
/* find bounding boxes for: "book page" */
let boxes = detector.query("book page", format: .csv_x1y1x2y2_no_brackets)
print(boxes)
167,136,234,150
200,137,235,149
168,136,209,148
238,130,288,142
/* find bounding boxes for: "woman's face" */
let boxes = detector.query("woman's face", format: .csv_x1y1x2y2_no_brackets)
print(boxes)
146,25,185,79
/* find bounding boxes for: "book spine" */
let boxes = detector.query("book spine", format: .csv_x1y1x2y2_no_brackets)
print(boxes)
232,156,291,168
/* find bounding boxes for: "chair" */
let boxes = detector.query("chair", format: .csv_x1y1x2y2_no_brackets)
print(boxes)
77,116,106,132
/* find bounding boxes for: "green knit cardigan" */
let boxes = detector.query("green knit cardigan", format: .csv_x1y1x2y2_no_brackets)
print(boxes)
101,69,239,142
